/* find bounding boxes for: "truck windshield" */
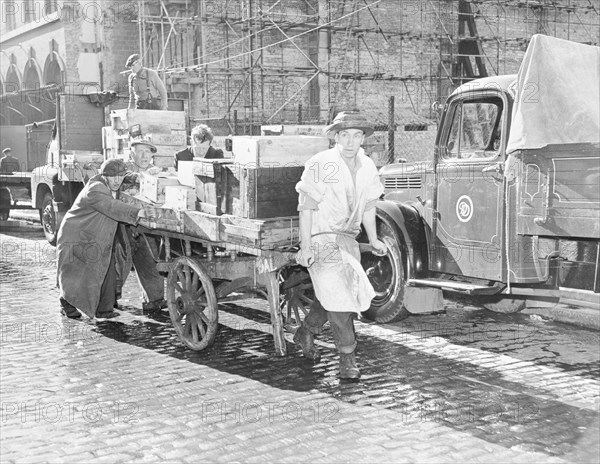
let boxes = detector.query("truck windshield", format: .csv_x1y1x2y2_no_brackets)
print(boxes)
445,97,503,160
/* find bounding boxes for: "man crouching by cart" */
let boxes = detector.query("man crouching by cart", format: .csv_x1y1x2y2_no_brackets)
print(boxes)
294,111,386,380
57,159,155,320
113,139,167,311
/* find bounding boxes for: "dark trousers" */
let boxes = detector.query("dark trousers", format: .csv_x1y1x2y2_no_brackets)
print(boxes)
96,244,117,315
304,299,357,354
115,226,164,303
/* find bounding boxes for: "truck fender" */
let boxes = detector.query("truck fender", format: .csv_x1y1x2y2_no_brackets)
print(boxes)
31,167,56,209
375,200,428,278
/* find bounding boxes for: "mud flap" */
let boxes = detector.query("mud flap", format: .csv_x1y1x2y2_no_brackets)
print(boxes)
403,287,444,314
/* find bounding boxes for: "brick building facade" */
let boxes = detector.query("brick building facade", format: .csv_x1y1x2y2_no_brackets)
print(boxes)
0,0,139,124
1,1,598,160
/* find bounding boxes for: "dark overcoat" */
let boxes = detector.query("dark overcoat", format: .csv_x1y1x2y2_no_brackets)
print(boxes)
56,175,140,317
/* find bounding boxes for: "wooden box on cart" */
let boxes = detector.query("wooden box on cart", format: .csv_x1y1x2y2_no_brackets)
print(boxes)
191,159,303,219
231,135,328,166
228,164,303,219
193,159,235,215
140,173,180,204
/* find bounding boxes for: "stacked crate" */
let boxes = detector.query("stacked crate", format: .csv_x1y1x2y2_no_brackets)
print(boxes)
107,109,187,169
179,135,329,219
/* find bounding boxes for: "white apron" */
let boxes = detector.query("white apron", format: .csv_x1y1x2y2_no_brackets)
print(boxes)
296,147,384,313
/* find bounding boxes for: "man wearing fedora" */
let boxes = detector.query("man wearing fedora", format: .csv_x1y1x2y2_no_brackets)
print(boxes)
0,148,20,174
125,54,168,111
294,111,386,380
114,139,167,312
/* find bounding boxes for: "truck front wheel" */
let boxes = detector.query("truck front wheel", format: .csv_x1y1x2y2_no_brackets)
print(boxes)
361,220,410,323
40,192,58,245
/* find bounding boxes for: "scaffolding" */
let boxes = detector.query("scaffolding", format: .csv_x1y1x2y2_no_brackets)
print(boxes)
136,0,599,132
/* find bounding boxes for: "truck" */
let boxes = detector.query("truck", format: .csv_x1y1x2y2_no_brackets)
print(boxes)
0,90,118,243
362,34,599,322
30,92,115,244
1,90,184,244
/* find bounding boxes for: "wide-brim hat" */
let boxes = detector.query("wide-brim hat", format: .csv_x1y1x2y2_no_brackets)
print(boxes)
100,158,131,177
2,148,12,154
125,53,141,68
130,139,157,153
325,111,374,138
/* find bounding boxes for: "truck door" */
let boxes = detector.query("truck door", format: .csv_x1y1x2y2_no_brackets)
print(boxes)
433,94,507,281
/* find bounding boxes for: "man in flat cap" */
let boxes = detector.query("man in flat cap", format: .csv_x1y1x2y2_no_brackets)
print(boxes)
0,148,20,174
56,159,156,319
114,139,167,312
126,53,168,111
294,111,386,380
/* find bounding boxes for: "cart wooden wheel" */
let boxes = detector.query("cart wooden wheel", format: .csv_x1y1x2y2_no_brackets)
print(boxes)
166,256,218,351
279,265,314,333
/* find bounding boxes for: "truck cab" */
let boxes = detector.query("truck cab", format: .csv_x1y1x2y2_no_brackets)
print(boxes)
366,68,599,321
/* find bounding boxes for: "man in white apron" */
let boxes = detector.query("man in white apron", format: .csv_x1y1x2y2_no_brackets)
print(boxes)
295,111,386,380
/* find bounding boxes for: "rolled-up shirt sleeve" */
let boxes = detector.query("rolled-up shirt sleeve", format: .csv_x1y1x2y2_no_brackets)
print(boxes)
364,198,378,212
297,192,319,211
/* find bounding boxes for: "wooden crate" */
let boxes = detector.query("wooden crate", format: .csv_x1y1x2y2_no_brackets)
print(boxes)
110,109,186,133
140,173,180,204
151,133,187,146
177,160,196,187
192,161,303,219
153,154,175,169
164,185,195,210
193,159,235,215
231,135,329,167
220,215,299,249
229,165,303,219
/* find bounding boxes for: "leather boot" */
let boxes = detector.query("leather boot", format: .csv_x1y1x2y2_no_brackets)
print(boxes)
339,352,360,379
293,325,321,363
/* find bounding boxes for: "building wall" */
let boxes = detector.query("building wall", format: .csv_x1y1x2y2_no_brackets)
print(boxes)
2,0,598,141
0,0,139,97
144,0,597,131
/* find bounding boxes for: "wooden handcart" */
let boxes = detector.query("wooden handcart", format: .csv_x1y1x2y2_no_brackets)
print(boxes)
122,193,314,356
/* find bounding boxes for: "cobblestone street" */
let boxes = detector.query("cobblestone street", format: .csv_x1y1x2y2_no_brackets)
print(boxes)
1,225,599,463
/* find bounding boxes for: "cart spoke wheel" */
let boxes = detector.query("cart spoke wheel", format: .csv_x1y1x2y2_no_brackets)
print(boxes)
278,266,314,333
167,257,218,351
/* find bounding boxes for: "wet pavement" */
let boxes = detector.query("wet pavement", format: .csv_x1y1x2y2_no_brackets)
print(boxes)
1,224,599,463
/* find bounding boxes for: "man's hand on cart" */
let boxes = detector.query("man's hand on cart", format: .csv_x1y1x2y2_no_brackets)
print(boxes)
296,245,315,268
137,204,159,222
369,238,387,256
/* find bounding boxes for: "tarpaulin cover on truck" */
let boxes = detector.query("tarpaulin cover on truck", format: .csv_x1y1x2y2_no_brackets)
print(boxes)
506,34,600,153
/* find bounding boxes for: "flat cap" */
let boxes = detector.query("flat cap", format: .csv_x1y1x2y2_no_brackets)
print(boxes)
125,53,141,67
325,111,374,138
130,139,157,153
2,148,12,154
100,158,130,177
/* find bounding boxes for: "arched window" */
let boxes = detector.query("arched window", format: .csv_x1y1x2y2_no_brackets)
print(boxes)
43,51,65,87
5,55,21,94
4,64,23,124
23,58,42,90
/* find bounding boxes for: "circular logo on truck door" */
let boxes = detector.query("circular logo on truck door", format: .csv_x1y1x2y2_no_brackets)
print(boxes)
456,195,474,223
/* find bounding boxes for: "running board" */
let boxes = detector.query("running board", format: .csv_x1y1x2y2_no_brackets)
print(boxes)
407,278,503,296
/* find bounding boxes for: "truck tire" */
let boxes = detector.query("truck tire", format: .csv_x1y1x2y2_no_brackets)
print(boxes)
361,219,410,323
40,192,58,245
